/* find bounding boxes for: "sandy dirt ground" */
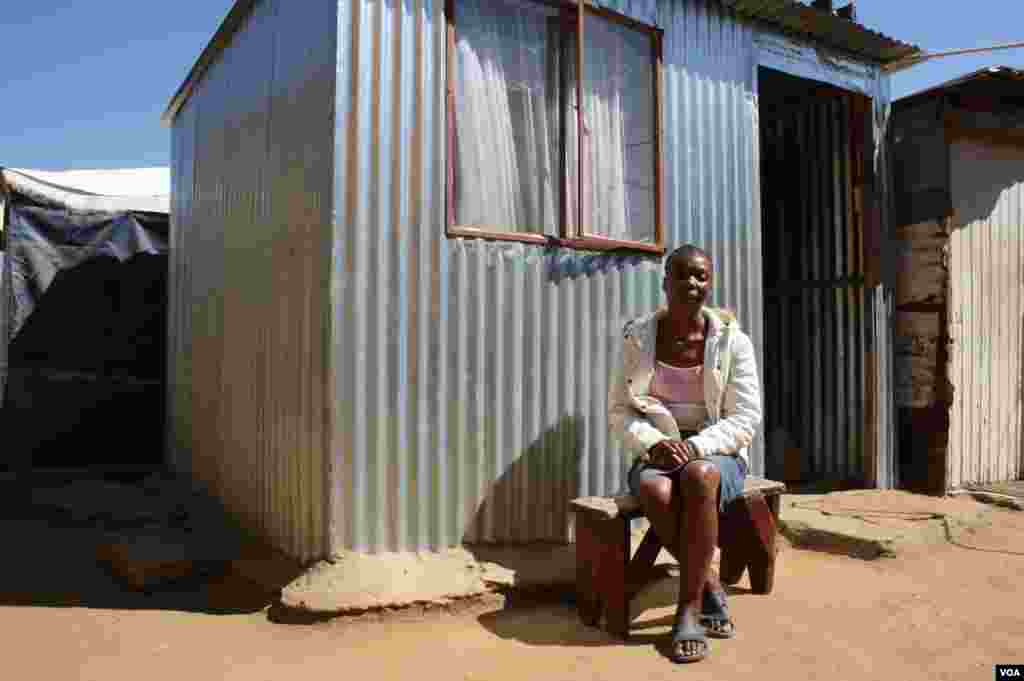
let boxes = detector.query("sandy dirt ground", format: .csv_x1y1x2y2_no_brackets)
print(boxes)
2,496,1022,681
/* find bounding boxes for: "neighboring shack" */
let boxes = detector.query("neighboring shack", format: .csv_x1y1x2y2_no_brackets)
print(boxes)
162,0,918,564
0,168,170,471
892,66,1024,493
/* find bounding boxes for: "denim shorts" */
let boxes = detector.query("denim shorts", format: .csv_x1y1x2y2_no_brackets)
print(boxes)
628,453,748,514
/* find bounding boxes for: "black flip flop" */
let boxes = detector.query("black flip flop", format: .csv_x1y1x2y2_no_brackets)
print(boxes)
668,619,709,663
700,589,736,639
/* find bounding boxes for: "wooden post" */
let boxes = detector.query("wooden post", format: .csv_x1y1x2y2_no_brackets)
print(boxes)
574,514,602,627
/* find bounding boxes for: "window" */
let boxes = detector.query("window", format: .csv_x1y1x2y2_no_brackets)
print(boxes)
446,0,663,253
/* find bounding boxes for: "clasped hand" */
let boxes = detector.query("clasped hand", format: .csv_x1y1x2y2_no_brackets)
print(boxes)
648,439,698,470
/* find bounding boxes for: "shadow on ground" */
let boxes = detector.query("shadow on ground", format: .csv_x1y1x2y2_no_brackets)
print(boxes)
476,566,751,655
0,470,304,616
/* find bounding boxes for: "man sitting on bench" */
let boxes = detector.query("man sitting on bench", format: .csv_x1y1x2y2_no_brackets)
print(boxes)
608,244,762,664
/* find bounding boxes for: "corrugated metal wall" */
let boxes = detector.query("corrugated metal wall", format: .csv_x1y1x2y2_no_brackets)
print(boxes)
330,0,763,553
948,139,1024,487
168,0,336,562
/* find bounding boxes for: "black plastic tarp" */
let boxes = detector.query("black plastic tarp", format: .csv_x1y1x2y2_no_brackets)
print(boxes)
1,182,169,469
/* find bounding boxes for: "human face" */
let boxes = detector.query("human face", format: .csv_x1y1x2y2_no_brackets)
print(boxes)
663,253,713,308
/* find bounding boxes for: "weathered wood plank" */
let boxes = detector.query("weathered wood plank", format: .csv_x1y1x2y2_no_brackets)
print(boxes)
570,476,786,521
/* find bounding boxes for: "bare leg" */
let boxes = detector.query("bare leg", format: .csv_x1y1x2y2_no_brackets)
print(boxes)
706,569,723,592
636,475,680,561
636,469,724,602
672,461,720,660
636,462,721,661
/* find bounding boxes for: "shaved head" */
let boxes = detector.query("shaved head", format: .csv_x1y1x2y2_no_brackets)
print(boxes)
665,244,712,275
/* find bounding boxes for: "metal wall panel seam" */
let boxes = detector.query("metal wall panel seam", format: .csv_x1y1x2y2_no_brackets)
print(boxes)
350,0,375,553
831,98,846,478
430,0,449,548
328,0,353,556
990,183,1001,483
1017,176,1024,481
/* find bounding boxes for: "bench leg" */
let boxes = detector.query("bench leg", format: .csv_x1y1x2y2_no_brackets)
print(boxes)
718,493,779,594
718,511,748,587
574,515,631,637
625,525,663,601
575,515,603,627
599,518,631,639
745,494,778,594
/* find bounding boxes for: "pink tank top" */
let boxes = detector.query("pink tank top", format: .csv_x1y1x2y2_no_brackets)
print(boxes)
649,361,707,431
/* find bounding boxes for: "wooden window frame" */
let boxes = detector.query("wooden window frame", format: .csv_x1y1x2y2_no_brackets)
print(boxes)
445,0,665,255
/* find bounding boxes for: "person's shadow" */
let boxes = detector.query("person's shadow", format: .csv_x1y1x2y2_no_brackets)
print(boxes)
476,566,752,656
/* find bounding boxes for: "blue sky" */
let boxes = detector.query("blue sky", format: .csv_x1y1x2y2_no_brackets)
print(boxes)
1,0,1022,170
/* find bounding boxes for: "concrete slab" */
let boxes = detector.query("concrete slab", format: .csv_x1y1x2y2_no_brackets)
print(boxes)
961,481,1024,510
281,549,490,614
965,479,1024,499
779,489,996,559
282,524,686,616
278,490,1006,615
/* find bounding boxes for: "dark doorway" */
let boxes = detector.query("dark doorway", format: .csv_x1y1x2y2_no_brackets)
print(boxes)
3,254,167,469
758,67,876,488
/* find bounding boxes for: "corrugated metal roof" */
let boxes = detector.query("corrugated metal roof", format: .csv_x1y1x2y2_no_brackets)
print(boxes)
722,0,920,64
897,65,1024,107
164,0,919,124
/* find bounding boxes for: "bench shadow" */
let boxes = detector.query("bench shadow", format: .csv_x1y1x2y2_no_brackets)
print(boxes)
477,560,753,650
476,592,665,649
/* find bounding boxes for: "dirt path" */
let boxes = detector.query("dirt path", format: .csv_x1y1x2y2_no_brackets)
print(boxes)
4,504,1023,681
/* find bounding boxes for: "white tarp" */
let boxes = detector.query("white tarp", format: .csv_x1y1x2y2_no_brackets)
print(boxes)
1,167,169,214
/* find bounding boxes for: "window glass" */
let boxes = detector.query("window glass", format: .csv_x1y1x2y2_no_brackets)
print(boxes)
581,11,656,243
449,0,660,251
452,0,564,234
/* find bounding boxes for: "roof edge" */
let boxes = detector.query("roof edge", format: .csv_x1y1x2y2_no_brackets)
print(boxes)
163,0,921,125
162,0,260,126
896,66,1024,108
723,0,921,66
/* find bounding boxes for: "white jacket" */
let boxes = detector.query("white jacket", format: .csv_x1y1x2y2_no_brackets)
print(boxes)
607,306,762,467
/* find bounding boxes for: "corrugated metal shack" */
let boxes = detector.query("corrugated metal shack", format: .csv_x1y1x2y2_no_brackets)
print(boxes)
892,66,1024,493
163,0,918,562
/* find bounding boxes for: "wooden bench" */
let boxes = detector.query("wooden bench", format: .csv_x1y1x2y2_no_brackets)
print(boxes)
570,476,786,639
